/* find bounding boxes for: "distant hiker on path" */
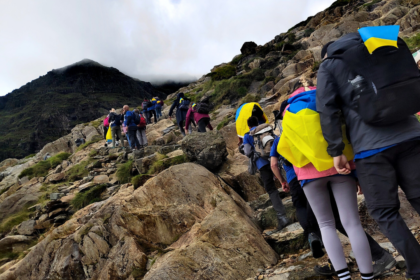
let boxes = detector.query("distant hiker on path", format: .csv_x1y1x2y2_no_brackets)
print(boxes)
134,108,147,148
317,31,420,279
103,113,110,139
155,97,163,119
185,102,213,133
123,105,140,150
109,108,123,148
169,93,190,136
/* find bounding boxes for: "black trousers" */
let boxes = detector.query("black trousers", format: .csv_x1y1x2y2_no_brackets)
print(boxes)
260,165,286,216
356,140,420,278
128,128,140,149
289,178,385,261
198,118,210,132
103,126,108,139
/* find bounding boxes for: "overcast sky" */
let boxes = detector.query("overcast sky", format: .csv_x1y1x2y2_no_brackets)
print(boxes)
0,0,334,96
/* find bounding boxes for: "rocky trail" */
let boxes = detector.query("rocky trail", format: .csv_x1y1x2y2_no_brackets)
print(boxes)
1,0,420,279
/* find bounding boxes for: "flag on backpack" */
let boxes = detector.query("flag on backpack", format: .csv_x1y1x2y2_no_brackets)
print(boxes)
179,98,190,110
235,102,268,138
277,90,354,172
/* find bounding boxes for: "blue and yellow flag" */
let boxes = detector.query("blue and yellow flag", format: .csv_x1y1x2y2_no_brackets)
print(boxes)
358,25,399,54
235,102,268,138
278,90,354,171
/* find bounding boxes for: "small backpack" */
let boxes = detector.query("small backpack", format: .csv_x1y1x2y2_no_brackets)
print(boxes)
133,112,140,125
179,98,191,110
249,123,276,159
326,26,420,126
103,116,109,127
142,101,148,109
147,101,153,108
196,102,210,114
137,115,147,128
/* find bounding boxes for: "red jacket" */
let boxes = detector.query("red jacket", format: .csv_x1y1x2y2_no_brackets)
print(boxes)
185,107,213,130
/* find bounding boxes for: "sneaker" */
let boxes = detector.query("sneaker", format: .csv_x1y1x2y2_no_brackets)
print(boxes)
308,232,325,259
373,251,396,277
314,260,335,276
266,216,291,236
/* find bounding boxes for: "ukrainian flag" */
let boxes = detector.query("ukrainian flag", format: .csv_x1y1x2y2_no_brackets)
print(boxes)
235,102,268,138
358,25,400,54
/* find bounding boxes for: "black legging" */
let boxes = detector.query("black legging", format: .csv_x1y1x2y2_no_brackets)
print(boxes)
198,118,210,132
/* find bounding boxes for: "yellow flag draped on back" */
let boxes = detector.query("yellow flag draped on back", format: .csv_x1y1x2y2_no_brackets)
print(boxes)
235,102,268,138
277,94,354,172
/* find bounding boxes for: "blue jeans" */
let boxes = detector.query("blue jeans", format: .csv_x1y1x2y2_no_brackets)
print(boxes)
156,107,162,119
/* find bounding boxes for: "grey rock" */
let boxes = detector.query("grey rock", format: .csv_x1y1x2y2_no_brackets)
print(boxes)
17,220,36,236
158,145,181,155
181,131,228,171
396,255,406,269
50,193,64,201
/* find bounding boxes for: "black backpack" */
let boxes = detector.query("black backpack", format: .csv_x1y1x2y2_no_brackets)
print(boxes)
133,112,140,125
196,102,210,114
110,113,122,126
326,32,420,126
179,98,190,110
147,101,153,108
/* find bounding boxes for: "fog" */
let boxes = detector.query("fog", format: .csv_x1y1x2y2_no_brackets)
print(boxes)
0,0,334,96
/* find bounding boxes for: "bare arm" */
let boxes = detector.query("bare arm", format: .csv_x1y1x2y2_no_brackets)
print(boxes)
270,157,290,192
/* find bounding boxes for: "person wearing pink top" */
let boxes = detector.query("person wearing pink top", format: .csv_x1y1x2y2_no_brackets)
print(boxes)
185,103,213,133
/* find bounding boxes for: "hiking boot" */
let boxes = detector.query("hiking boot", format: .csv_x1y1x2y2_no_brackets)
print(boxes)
314,259,335,276
308,232,325,259
373,251,396,277
265,215,290,236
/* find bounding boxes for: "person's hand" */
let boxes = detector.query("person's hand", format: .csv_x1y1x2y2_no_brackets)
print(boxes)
169,116,172,120
333,154,351,175
357,183,363,195
282,182,290,192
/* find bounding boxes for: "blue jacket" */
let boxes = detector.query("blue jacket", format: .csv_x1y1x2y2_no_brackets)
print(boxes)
124,110,137,129
147,100,156,111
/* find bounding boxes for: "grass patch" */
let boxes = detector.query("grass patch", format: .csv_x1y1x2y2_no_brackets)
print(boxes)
209,64,236,81
65,160,91,182
116,160,133,183
239,93,261,105
404,32,420,53
147,155,187,175
24,153,36,159
89,149,98,157
18,152,71,179
230,54,243,66
131,174,153,190
261,76,275,85
217,115,235,130
71,184,107,210
76,137,102,152
0,205,35,234
360,0,381,10
89,118,104,128
304,28,315,38
0,187,9,196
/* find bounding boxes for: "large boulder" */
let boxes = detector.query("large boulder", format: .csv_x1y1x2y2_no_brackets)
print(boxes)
0,163,278,280
240,41,258,56
219,122,239,152
181,131,228,171
0,159,19,173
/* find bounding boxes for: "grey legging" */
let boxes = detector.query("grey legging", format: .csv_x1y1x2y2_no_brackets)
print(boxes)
303,176,373,275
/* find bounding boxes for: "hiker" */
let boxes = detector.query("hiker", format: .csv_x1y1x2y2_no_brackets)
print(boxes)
103,114,110,139
109,108,123,148
142,99,151,124
236,102,268,146
123,105,140,150
317,30,420,279
271,133,394,277
147,98,157,124
155,97,163,119
185,102,213,133
278,88,374,280
243,116,290,235
43,153,51,161
134,109,148,148
169,93,190,136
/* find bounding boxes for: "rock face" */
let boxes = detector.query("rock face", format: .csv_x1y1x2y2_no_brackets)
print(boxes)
0,163,277,280
182,131,228,171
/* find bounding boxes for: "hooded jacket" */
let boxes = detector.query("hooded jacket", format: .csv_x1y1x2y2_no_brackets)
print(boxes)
185,107,213,130
316,33,420,157
169,94,188,125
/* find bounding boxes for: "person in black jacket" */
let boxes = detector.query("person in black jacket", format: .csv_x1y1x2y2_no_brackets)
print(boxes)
169,93,189,136
316,34,420,279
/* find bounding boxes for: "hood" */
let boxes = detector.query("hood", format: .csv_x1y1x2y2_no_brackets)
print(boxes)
326,32,361,56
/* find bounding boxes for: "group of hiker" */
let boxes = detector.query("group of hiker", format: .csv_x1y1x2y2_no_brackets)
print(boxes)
102,97,164,150
102,94,214,149
238,26,420,280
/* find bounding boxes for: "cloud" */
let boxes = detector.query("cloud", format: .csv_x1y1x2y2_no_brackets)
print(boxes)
0,0,334,96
